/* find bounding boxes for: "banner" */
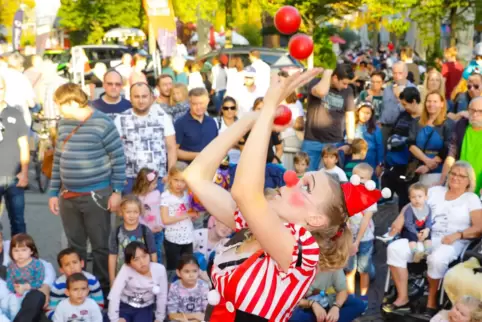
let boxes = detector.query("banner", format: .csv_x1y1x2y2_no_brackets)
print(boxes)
35,0,61,55
12,9,24,51
143,0,177,57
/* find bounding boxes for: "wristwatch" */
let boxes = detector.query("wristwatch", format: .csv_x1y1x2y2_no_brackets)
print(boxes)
332,303,341,309
113,189,122,194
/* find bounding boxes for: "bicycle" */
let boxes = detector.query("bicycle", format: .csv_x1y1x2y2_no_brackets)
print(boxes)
31,113,61,193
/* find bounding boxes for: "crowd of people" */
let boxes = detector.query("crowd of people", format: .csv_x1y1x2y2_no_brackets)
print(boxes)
0,43,481,322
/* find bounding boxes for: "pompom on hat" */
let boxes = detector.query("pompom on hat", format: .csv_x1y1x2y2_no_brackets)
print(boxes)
341,174,391,216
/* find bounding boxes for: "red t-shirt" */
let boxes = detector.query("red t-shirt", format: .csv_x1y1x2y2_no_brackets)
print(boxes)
442,61,464,99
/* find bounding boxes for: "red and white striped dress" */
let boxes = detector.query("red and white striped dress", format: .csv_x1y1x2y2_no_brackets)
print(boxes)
211,210,320,321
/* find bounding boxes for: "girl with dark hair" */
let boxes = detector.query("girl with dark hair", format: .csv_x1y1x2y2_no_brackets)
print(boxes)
167,254,209,321
108,241,168,322
217,96,241,164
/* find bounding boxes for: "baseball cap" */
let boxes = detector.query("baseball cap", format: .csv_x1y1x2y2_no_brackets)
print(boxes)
243,66,256,78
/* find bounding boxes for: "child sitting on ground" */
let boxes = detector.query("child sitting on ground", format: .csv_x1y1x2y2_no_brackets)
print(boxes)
109,195,157,286
294,152,310,179
320,145,348,182
345,163,376,304
52,273,103,322
344,138,369,178
402,183,432,262
430,295,480,322
167,255,209,322
47,248,104,319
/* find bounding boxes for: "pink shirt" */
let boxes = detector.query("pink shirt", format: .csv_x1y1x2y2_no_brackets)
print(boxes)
138,190,164,231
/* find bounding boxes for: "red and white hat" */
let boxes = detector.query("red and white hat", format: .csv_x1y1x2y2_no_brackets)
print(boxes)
342,174,391,217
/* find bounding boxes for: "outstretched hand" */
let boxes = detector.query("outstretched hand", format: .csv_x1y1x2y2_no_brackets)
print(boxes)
264,68,324,110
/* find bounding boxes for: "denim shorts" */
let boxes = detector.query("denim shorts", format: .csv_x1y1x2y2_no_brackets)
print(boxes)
345,240,374,273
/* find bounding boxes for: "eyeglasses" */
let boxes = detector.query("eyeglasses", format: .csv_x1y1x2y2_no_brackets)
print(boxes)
449,172,469,179
468,84,480,90
222,105,236,111
106,82,122,87
468,108,482,115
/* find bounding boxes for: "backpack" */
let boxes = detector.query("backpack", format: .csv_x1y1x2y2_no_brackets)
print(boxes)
116,224,149,250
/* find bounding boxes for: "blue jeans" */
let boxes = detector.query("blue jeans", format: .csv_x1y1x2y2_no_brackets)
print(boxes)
154,231,164,264
345,240,374,273
213,89,226,113
301,140,344,172
123,177,164,195
289,295,367,322
0,180,26,236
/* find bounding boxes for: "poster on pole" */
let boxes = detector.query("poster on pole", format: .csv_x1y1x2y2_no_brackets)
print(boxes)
143,0,177,57
12,9,24,51
35,0,61,55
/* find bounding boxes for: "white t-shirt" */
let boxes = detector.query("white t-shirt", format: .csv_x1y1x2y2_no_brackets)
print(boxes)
251,59,271,96
53,298,103,322
320,166,348,182
161,190,194,245
114,106,175,178
1,67,35,126
348,203,377,242
211,64,227,92
427,186,482,241
225,68,244,98
188,72,206,91
193,228,229,263
235,86,264,118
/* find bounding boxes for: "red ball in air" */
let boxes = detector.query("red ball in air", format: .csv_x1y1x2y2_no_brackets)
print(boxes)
288,34,314,60
284,170,299,187
274,105,292,126
274,6,302,35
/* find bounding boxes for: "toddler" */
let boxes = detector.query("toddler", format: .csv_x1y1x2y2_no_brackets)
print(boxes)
6,233,45,318
47,248,104,319
53,273,103,322
294,152,310,179
167,255,209,322
161,165,197,281
108,241,168,322
132,167,164,264
430,295,480,322
344,138,369,178
345,163,376,303
320,145,348,182
108,195,157,286
402,183,432,263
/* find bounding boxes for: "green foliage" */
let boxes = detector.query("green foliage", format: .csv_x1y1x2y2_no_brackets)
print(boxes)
58,0,145,45
237,23,262,46
312,27,337,69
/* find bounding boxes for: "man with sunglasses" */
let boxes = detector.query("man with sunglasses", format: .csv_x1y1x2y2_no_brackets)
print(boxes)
449,73,482,121
441,96,482,195
92,69,132,120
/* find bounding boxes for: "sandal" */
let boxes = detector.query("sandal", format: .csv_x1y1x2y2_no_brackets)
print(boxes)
382,302,410,313
423,307,438,318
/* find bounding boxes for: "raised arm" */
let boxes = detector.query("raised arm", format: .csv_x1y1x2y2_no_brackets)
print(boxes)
183,113,259,230
231,69,323,271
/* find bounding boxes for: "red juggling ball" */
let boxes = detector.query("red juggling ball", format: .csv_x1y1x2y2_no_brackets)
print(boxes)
274,105,292,126
274,6,301,35
288,34,314,60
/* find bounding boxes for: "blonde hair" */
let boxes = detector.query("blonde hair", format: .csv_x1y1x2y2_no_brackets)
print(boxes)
119,195,144,217
422,69,445,103
353,162,374,178
53,83,89,107
448,161,477,192
420,91,447,126
312,175,352,269
170,83,188,106
408,182,428,195
166,164,187,193
445,46,458,59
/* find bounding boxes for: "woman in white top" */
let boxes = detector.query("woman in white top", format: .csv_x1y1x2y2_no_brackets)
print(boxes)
217,96,241,164
188,62,206,91
225,56,244,98
384,161,482,317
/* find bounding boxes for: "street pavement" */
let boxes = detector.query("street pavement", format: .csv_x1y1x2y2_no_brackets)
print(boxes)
1,178,401,321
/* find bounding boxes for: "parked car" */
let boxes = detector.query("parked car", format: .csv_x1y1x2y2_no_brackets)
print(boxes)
196,47,304,74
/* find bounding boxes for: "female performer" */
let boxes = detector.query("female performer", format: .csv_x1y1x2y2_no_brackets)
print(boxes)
183,69,388,321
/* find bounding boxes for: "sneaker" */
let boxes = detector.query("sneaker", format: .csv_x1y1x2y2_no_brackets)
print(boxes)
413,251,425,263
382,302,410,313
376,232,395,243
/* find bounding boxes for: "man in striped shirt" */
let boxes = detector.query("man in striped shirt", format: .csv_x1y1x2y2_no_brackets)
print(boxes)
47,83,126,294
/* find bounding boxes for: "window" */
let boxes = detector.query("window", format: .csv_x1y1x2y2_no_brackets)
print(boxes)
261,54,297,67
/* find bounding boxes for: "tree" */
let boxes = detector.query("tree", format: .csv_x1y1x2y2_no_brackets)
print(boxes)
0,0,35,42
58,0,145,45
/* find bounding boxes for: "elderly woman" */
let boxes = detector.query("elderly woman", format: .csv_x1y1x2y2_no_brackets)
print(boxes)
383,161,482,317
408,91,453,186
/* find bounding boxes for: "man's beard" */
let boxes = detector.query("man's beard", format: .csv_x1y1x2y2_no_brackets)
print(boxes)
470,119,482,128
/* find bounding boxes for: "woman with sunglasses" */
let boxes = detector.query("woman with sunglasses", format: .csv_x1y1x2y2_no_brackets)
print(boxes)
217,97,240,164
449,73,482,121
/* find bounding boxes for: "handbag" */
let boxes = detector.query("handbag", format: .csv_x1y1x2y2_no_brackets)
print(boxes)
41,112,93,179
403,127,435,183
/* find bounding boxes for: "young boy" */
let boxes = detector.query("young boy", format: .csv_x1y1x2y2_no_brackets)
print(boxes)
294,152,310,179
320,145,348,182
47,248,104,319
402,183,432,263
344,138,368,178
345,163,376,303
52,273,103,322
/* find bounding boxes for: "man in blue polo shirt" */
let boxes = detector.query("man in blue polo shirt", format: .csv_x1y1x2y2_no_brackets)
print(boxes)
175,87,218,164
